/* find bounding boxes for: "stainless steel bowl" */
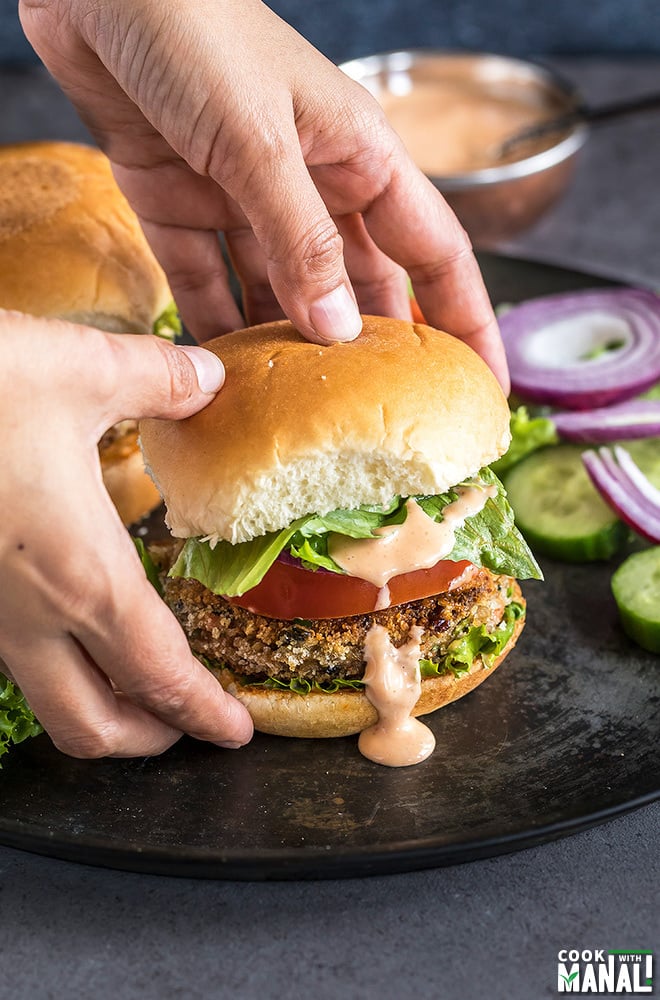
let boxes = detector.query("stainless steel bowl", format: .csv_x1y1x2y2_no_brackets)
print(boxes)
340,50,587,247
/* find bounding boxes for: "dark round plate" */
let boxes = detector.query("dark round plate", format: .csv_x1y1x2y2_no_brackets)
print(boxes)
1,255,658,880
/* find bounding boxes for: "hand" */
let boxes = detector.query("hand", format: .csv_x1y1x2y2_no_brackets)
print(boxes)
19,0,509,390
0,311,254,757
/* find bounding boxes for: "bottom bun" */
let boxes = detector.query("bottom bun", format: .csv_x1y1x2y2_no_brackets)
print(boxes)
100,428,162,526
209,588,526,739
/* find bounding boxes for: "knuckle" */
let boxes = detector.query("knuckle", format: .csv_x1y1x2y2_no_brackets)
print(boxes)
407,240,475,287
164,261,227,301
132,665,198,720
159,341,199,409
51,718,122,759
292,221,345,281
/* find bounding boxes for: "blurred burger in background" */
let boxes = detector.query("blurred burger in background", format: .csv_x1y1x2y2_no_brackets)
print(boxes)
0,140,180,525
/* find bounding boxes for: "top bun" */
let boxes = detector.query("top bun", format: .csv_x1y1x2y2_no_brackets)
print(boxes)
140,316,511,544
0,141,172,334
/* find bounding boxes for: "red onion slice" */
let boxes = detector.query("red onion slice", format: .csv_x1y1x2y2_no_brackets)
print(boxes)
552,399,660,442
500,288,660,409
582,447,660,543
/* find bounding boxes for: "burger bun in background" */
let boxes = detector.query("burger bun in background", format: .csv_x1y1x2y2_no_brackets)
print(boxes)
0,140,177,524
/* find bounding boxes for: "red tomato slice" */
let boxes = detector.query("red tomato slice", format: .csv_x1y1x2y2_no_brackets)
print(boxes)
228,557,475,620
410,296,426,324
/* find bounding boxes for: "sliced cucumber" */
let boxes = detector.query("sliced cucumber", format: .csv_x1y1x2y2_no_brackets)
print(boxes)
612,547,660,653
503,444,626,562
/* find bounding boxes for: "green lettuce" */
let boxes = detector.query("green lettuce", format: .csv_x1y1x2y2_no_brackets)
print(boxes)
243,675,366,695
152,300,182,341
420,600,525,679
491,406,558,476
0,674,42,764
170,468,542,597
133,537,163,595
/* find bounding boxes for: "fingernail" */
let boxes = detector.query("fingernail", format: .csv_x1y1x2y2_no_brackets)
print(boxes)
309,285,362,343
178,345,225,393
217,740,243,750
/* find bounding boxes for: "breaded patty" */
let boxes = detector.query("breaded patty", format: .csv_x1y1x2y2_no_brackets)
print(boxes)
163,568,515,684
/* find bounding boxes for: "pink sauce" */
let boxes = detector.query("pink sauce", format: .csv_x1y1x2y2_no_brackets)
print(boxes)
329,487,495,589
358,624,435,767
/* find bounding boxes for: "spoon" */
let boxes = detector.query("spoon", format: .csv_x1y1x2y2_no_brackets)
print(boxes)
496,92,660,160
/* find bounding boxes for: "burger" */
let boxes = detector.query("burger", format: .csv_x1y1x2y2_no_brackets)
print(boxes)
139,316,541,760
0,140,180,525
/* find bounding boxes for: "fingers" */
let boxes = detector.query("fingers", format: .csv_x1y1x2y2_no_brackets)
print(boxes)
139,220,245,342
214,118,363,346
225,226,284,328
1,490,254,759
359,162,510,392
71,528,254,752
335,214,411,321
6,636,183,759
80,327,226,432
0,311,227,440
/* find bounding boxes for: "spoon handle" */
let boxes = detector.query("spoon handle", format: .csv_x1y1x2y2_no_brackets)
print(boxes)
583,92,660,123
498,93,660,158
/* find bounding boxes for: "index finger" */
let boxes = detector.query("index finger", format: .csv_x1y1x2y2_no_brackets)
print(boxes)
361,156,510,393
74,528,254,748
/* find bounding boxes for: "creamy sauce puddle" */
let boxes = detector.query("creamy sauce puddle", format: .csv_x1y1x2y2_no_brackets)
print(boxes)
329,487,495,589
358,624,435,767
378,79,560,175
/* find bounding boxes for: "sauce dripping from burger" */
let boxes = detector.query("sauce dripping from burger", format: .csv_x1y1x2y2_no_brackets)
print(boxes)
358,624,435,767
329,486,495,590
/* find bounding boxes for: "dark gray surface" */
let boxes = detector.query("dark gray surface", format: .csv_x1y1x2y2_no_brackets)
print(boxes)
3,0,660,63
0,808,658,1000
0,56,659,999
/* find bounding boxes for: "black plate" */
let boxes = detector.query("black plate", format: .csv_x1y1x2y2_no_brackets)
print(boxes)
1,254,658,880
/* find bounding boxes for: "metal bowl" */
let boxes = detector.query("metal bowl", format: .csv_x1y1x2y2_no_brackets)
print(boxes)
340,50,587,247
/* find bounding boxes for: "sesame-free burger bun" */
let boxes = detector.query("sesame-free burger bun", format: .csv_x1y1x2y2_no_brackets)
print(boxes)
0,141,172,334
0,141,175,524
208,584,525,738
140,316,511,544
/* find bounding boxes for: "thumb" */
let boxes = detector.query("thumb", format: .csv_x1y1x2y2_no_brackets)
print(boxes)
97,334,225,428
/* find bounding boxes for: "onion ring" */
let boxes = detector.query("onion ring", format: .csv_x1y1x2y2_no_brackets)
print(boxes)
500,287,660,409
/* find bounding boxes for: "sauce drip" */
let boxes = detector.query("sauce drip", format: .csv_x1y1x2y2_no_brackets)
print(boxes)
358,624,435,768
329,487,495,589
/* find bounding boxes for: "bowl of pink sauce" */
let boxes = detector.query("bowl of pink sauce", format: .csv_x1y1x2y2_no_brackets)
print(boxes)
340,50,587,247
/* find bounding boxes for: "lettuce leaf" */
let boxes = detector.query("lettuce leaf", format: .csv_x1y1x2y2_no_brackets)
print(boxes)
172,520,305,597
152,300,182,341
0,674,42,764
420,600,525,679
491,406,558,476
244,675,366,695
417,468,542,579
133,537,163,595
170,468,541,597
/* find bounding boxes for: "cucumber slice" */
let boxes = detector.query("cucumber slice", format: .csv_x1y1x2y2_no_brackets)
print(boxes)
503,444,626,562
612,547,660,653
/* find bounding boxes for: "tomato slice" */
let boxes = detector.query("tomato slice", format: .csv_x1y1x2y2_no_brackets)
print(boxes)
410,296,426,324
228,557,475,620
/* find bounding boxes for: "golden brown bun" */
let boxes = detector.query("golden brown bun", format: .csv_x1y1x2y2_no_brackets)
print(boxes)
0,141,172,334
209,586,526,738
100,435,163,527
140,316,511,544
0,141,173,525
